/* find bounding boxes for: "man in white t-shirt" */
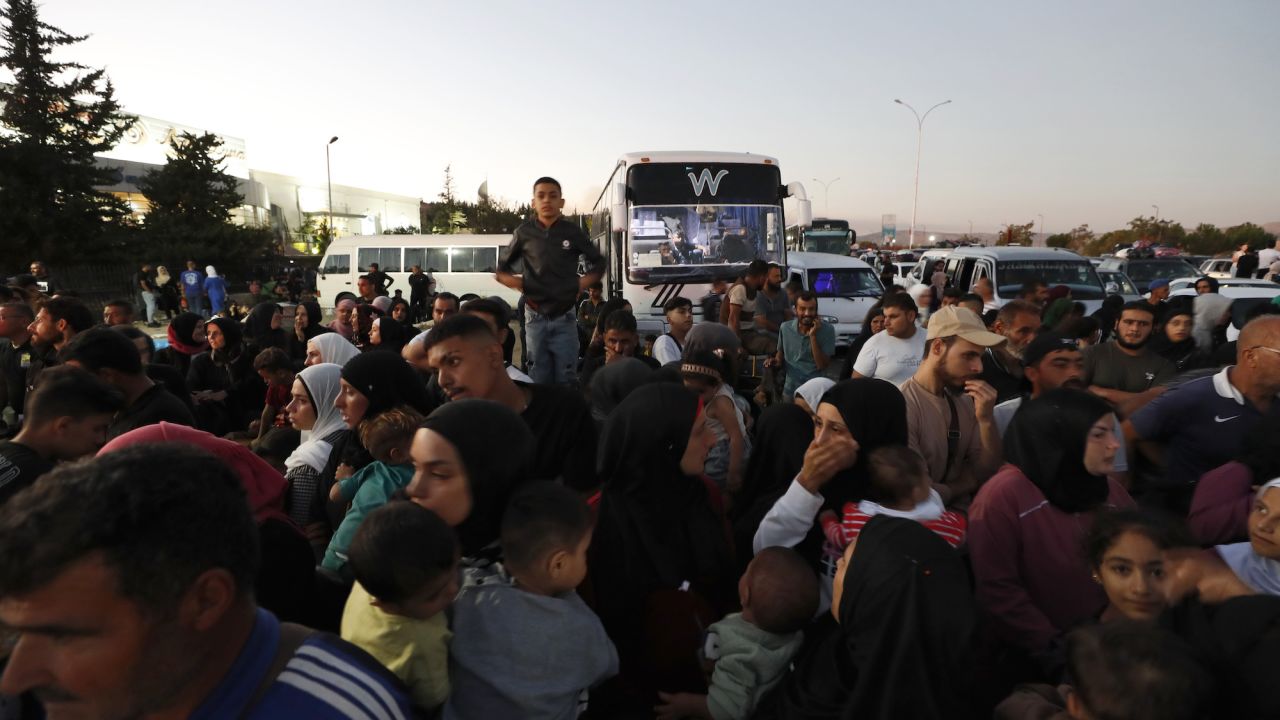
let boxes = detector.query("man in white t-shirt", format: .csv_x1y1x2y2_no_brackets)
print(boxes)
1258,238,1280,274
852,293,926,385
727,260,776,355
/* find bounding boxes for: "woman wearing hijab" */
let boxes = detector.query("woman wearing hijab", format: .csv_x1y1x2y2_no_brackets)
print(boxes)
731,402,814,574
187,316,265,435
1215,479,1280,596
204,265,228,315
1150,304,1212,372
282,363,347,558
587,356,653,426
329,298,357,340
306,332,360,368
243,302,287,355
753,378,909,609
368,315,410,355
153,312,208,379
589,383,734,712
1193,276,1231,350
402,399,536,561
288,300,330,362
153,265,178,321
352,303,379,350
314,350,436,534
99,422,314,625
757,515,976,720
792,377,834,418
968,388,1135,674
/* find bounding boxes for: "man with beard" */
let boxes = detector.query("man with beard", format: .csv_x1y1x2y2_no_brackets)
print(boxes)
900,306,1006,508
755,263,792,340
1126,316,1280,514
1084,301,1176,418
978,299,1040,403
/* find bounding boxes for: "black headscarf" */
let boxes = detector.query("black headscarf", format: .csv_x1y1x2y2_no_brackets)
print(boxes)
588,357,653,423
1149,304,1208,372
206,317,243,366
1003,388,1113,513
339,349,435,418
244,302,286,351
372,316,411,355
731,403,813,572
590,384,735,679
817,379,909,508
420,399,534,557
299,300,327,340
759,515,976,720
168,312,205,352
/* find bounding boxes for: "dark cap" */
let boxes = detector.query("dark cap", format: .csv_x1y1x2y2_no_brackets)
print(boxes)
663,296,693,314
1022,332,1081,368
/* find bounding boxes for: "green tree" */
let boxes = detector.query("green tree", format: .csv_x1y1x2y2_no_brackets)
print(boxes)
0,0,137,264
996,221,1036,246
295,216,335,254
1224,222,1276,252
1127,215,1186,245
136,131,274,272
1184,223,1228,255
1046,224,1096,252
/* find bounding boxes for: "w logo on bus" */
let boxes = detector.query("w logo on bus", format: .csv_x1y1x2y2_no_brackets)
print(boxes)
687,168,729,197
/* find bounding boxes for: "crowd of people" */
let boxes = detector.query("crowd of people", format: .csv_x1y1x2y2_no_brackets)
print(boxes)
2,178,1280,719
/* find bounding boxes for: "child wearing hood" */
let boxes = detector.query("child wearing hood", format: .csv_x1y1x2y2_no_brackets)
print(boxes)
820,445,967,555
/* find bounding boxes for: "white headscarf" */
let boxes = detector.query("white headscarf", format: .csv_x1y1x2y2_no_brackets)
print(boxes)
794,377,836,411
206,265,219,278
307,333,360,367
155,265,171,285
284,363,346,474
1217,479,1280,596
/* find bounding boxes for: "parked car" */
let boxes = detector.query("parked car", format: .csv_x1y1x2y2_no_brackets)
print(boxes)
1199,258,1235,279
940,246,1108,315
1096,257,1198,294
1169,285,1280,342
1097,270,1141,302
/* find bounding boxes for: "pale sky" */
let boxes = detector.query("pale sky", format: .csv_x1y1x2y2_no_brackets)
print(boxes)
33,0,1280,235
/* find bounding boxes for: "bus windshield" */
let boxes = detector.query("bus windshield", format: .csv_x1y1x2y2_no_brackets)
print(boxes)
628,204,784,283
996,260,1105,300
802,231,851,255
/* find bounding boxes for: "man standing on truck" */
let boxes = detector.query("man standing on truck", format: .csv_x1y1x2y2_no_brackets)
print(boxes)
496,177,604,386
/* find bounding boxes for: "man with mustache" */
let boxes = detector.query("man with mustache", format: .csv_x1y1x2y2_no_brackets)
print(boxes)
1083,301,1176,419
978,299,1041,403
900,306,1006,509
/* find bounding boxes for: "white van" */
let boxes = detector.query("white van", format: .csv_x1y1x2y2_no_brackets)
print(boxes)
906,248,954,287
786,251,884,348
316,234,521,310
941,246,1107,315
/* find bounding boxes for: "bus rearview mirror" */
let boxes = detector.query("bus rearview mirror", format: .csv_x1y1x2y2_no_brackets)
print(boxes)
796,199,813,228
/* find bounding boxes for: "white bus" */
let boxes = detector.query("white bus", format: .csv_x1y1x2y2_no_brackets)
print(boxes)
315,234,521,310
589,151,812,335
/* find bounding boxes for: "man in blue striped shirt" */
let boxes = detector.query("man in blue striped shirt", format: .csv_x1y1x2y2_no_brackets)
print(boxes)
0,444,417,720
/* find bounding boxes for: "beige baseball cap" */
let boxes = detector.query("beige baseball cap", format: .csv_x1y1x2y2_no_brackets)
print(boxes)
925,306,1007,347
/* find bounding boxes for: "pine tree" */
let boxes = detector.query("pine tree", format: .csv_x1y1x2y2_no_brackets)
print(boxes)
0,0,136,264
136,131,275,271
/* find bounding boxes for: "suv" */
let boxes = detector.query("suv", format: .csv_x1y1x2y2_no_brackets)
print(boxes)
940,246,1107,314
1096,257,1198,294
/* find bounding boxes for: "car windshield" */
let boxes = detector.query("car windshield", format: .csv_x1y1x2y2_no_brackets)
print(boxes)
628,204,784,283
808,268,882,298
996,260,1105,300
1101,272,1138,295
1124,260,1197,284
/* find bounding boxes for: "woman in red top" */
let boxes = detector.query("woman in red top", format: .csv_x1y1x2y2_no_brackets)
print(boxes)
968,388,1134,677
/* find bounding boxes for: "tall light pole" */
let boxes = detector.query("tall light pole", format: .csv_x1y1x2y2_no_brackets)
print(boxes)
895,98,951,249
1151,204,1160,221
1038,213,1045,246
1151,204,1161,244
326,136,339,242
811,177,840,217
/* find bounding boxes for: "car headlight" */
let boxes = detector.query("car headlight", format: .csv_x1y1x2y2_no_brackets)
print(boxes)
821,315,839,324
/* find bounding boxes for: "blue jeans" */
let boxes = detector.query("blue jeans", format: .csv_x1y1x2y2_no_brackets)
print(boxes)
524,307,578,386
186,294,206,318
140,291,157,323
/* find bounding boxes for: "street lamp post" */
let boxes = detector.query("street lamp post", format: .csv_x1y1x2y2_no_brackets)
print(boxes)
894,98,952,249
326,136,339,243
1151,204,1161,244
811,177,840,217
1038,213,1045,246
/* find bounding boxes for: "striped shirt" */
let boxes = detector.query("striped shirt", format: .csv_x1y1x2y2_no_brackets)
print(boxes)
192,608,417,720
821,502,968,552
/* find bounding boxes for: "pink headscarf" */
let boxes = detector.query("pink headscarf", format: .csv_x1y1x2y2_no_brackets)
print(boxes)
329,298,357,339
98,422,291,527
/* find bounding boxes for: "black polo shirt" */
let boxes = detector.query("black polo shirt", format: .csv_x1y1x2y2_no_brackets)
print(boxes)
498,217,604,318
108,382,196,440
0,440,52,505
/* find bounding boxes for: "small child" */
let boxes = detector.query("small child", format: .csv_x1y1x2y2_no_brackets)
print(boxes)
819,446,967,567
321,407,424,573
252,347,295,446
341,501,459,714
655,547,818,720
681,349,750,492
445,482,618,720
